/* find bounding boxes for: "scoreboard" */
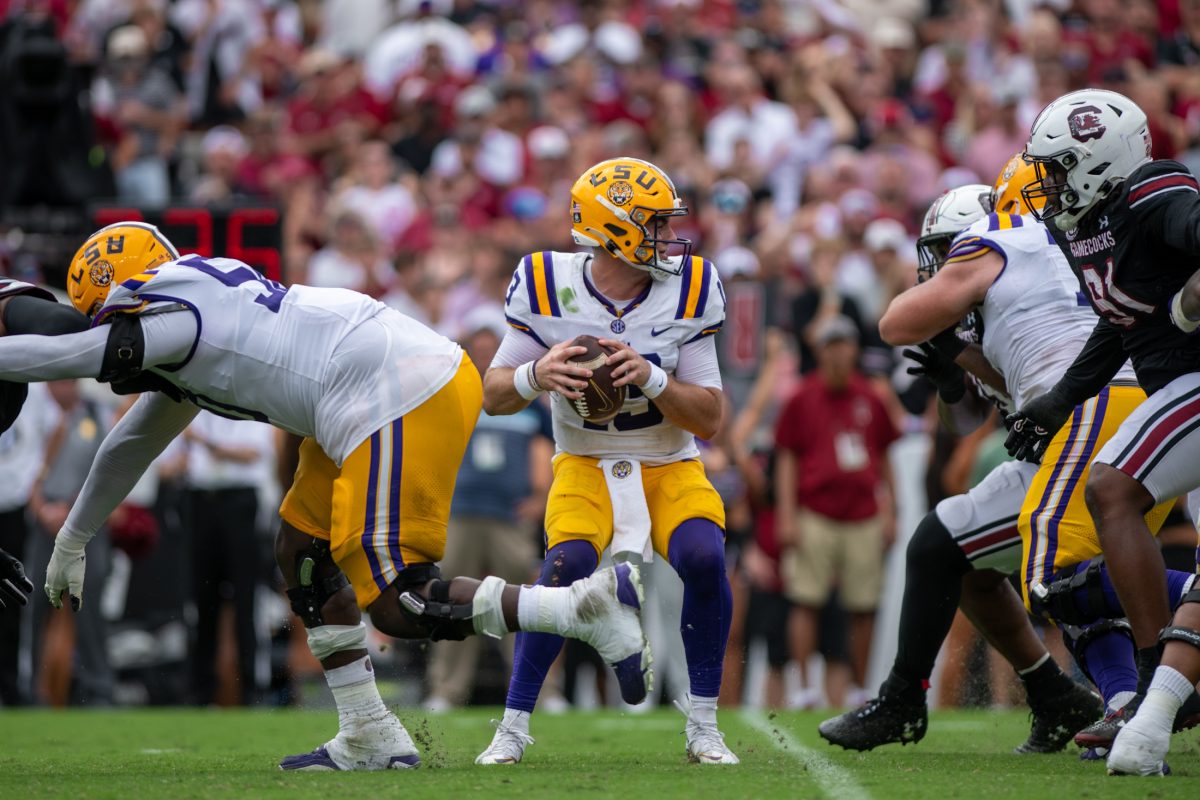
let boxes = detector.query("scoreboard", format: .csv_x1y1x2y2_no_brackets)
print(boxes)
89,205,283,281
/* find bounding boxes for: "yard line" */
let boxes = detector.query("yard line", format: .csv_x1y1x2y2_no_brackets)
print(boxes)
741,711,871,800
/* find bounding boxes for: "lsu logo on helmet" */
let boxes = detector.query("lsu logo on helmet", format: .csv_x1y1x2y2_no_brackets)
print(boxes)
992,153,1041,216
1068,106,1106,142
67,222,179,317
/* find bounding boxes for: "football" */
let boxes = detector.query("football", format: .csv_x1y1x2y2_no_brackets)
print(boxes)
566,334,625,424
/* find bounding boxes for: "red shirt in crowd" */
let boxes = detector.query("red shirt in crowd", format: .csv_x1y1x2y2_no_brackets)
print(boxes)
774,373,899,522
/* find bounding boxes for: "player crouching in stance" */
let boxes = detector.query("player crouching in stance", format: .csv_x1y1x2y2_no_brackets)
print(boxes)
820,174,1105,754
2,221,652,771
479,158,736,765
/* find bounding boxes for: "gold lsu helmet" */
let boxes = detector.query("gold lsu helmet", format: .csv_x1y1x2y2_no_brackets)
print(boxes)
67,222,180,317
570,157,692,280
991,153,1043,217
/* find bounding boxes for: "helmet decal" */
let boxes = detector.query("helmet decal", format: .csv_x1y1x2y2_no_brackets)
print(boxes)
607,181,634,206
89,261,114,287
1068,105,1106,142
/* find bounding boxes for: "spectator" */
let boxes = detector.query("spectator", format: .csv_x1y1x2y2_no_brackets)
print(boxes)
91,24,187,205
423,308,552,710
189,125,247,204
183,412,274,706
705,63,797,176
774,316,900,704
331,140,420,256
305,208,393,295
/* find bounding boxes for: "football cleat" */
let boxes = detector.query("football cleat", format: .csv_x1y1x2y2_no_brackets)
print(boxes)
475,720,535,765
675,695,739,765
818,693,928,751
1016,680,1103,754
279,715,420,771
563,563,653,705
1075,690,1200,749
1107,715,1171,777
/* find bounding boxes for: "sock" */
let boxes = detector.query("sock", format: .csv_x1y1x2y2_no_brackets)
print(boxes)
1168,571,1195,609
505,540,597,713
893,511,971,685
499,707,531,734
1139,666,1194,732
689,693,718,726
1018,653,1073,697
325,656,391,734
667,519,732,698
1076,628,1138,708
1136,647,1160,696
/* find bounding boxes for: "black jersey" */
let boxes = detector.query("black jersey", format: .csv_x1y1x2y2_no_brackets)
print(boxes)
1050,159,1200,394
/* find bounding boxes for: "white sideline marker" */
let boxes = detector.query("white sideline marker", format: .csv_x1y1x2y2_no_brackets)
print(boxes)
742,711,871,800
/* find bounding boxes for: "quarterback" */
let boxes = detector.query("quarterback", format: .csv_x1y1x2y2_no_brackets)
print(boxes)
0,221,653,771
479,157,736,765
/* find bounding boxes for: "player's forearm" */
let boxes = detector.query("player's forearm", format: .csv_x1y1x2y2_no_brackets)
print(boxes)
1171,268,1200,329
482,367,533,416
954,344,1007,394
0,328,106,381
62,393,199,542
1052,319,1128,406
653,381,722,441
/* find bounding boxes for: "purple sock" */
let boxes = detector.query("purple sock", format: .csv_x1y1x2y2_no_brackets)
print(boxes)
1076,626,1138,707
504,540,597,713
667,519,731,698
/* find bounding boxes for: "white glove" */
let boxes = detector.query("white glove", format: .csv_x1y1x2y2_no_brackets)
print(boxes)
44,527,90,610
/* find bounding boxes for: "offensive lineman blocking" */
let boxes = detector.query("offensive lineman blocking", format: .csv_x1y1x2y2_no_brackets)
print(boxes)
0,221,654,771
479,157,737,765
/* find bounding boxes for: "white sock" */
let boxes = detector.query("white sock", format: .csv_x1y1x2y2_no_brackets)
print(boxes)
690,694,718,725
500,708,531,734
1139,666,1194,731
325,656,393,734
517,585,570,634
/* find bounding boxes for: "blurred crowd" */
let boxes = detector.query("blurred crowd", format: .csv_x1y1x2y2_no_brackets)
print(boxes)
1,0,1200,709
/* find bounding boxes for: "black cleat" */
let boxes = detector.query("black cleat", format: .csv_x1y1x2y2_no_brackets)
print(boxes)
1016,679,1103,754
819,693,928,751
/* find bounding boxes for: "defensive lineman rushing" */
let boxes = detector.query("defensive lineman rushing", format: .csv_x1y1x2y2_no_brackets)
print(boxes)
1001,89,1200,776
821,172,1117,754
478,157,736,765
0,221,654,771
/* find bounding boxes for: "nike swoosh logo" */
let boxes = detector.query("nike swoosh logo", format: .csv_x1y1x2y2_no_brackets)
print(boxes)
650,326,673,337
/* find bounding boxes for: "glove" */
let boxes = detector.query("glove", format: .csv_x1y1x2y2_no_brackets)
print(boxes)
1004,389,1074,464
44,528,89,611
903,342,966,404
0,547,33,612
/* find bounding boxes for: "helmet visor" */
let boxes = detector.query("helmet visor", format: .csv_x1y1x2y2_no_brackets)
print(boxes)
632,205,692,270
916,233,953,282
1021,154,1072,222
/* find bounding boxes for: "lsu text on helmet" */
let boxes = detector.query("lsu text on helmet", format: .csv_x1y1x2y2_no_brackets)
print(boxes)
67,222,180,317
570,157,691,281
1022,89,1151,230
992,152,1042,217
916,184,992,281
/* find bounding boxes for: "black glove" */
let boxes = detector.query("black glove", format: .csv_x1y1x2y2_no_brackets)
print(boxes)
1004,389,1074,464
903,342,966,404
0,381,28,437
0,546,33,612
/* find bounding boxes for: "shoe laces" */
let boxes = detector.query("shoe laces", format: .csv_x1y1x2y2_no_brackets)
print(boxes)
485,719,535,753
673,700,729,754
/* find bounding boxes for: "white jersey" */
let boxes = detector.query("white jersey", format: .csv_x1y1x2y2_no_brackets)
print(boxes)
503,251,725,464
948,213,1136,409
96,255,462,464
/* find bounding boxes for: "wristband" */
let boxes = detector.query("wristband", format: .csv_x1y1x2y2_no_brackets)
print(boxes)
513,360,544,401
639,363,669,400
1171,290,1200,334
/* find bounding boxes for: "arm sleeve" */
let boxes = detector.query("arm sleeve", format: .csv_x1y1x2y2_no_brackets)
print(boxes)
59,391,200,542
490,328,549,369
1155,190,1200,256
674,335,722,389
1052,318,1129,405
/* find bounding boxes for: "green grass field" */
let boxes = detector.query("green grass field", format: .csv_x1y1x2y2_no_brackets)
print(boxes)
4,707,1200,799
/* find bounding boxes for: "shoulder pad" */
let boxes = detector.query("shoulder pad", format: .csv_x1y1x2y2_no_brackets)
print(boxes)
1125,160,1199,211
675,255,725,343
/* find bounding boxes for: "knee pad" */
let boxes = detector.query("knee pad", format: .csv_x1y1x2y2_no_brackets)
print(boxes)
306,622,367,661
395,568,506,642
285,538,350,628
1062,618,1133,685
907,511,971,577
1160,585,1200,653
1028,558,1113,624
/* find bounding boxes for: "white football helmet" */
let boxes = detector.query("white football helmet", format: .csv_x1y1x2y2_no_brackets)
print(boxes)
1023,89,1151,230
916,184,992,281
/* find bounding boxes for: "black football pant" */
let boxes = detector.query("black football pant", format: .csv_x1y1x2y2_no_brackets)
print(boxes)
0,506,27,705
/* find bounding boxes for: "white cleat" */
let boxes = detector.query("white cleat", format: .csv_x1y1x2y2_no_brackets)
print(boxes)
563,564,653,705
475,720,535,765
1107,715,1170,777
280,714,421,771
675,695,740,765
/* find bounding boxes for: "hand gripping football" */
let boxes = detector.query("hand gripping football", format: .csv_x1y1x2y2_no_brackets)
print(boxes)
566,334,625,424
